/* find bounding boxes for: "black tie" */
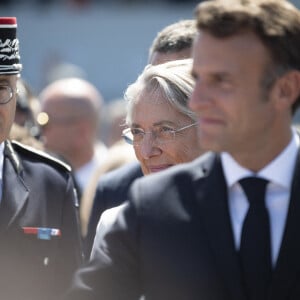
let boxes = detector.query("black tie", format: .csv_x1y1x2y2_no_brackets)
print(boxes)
239,177,272,300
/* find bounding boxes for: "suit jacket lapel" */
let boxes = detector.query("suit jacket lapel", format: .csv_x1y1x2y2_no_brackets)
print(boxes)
194,154,246,300
268,149,300,299
0,141,29,229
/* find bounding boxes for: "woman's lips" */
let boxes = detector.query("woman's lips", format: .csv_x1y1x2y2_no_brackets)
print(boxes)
148,164,172,173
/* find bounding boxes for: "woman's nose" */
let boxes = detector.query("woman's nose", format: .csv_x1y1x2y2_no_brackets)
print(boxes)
138,134,162,159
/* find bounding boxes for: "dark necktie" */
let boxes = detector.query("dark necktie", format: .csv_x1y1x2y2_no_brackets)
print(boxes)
239,177,272,300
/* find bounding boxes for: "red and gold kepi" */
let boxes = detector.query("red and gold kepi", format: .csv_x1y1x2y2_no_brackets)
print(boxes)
0,17,22,74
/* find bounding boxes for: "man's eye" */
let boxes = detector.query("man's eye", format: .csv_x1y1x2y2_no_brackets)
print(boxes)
213,75,233,90
131,128,144,136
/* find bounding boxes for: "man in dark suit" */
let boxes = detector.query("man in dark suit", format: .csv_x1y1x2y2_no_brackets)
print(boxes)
0,18,82,300
65,0,300,299
84,19,197,257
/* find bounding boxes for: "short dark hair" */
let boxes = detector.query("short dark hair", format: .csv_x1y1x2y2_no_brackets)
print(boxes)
195,0,300,113
148,19,197,59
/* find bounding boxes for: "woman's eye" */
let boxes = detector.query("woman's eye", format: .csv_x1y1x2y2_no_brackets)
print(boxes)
159,127,173,133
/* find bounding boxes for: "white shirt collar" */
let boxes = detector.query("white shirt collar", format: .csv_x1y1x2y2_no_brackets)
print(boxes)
221,128,299,189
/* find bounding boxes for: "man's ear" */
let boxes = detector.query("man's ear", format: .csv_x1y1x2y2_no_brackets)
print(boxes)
272,70,300,110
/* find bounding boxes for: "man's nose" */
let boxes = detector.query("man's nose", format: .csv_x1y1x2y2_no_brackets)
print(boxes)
189,81,211,112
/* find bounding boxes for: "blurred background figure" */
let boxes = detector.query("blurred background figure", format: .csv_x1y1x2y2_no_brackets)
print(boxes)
14,78,41,140
37,77,108,195
9,78,44,151
45,62,87,87
100,97,128,148
9,123,44,150
148,19,196,64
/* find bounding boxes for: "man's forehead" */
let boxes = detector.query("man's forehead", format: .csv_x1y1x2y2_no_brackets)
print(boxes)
193,30,266,60
0,75,17,85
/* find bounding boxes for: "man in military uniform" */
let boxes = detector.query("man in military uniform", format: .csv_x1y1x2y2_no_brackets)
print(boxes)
0,17,82,300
